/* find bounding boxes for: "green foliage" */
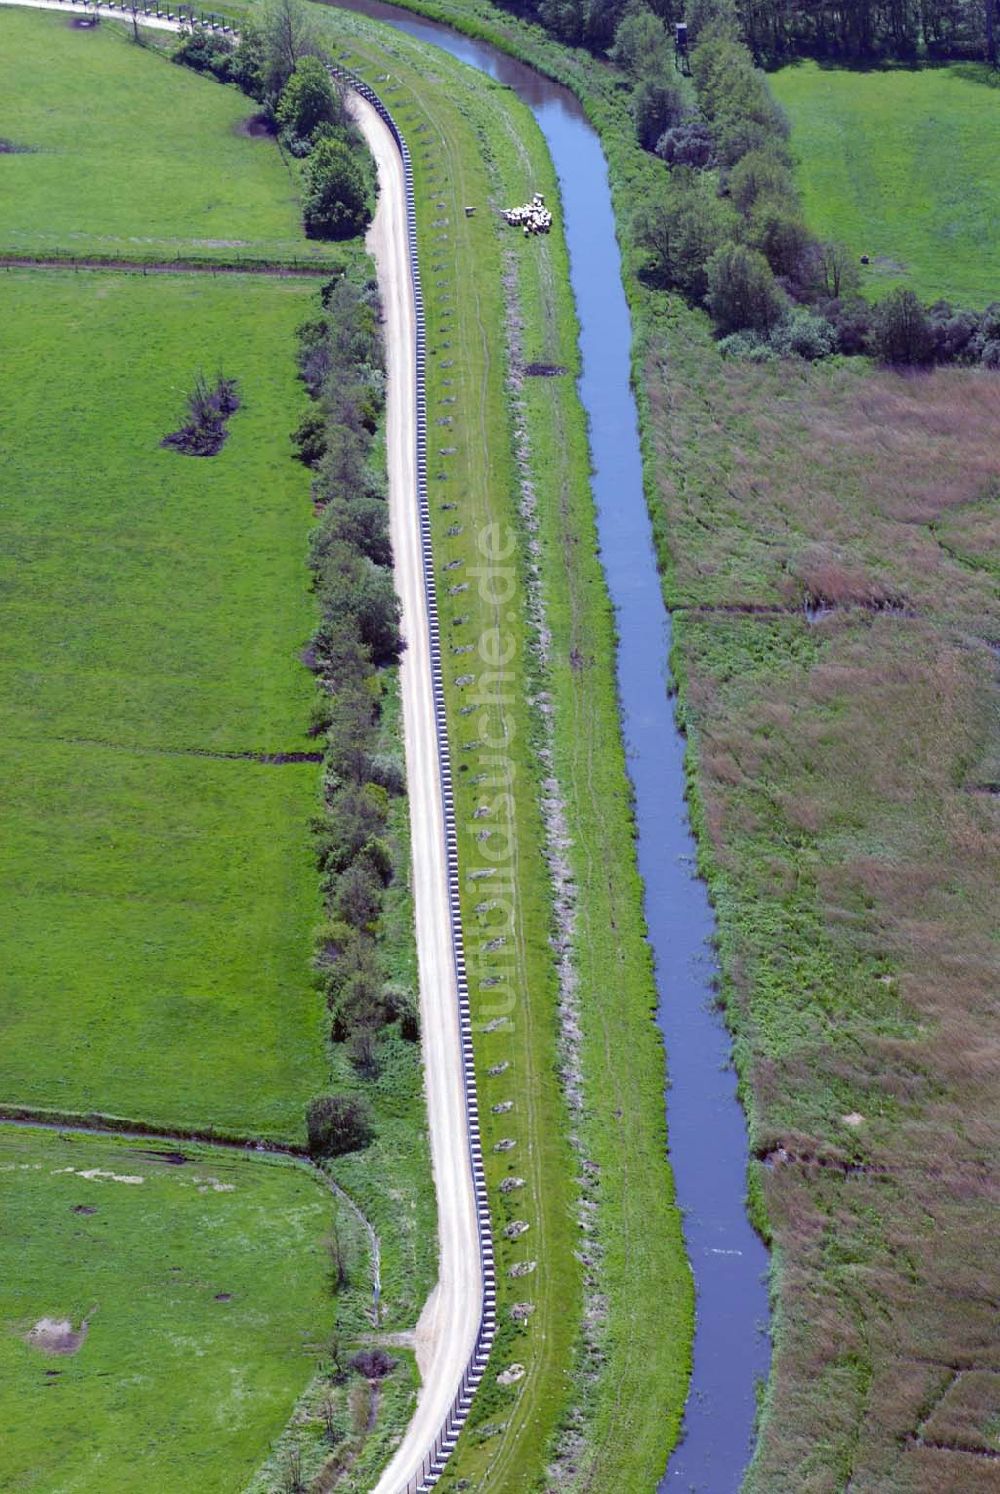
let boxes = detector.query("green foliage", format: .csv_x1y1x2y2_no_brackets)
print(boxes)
277,56,345,142
609,7,669,73
706,241,787,333
632,74,685,148
303,136,372,240
306,1093,374,1155
635,171,737,297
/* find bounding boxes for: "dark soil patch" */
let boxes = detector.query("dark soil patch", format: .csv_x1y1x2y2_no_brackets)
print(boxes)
0,139,35,155
68,16,97,27
140,1148,189,1165
26,1316,90,1356
524,362,568,377
214,1292,233,1302
71,1204,97,1215
237,112,276,140
162,373,240,458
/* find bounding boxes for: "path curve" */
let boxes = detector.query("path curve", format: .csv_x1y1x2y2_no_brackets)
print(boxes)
1,5,495,1485
344,86,492,1494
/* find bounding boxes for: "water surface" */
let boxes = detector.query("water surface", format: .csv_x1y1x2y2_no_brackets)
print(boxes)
333,3,772,1485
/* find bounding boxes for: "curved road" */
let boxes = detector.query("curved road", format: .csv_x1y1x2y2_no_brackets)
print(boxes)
0,3,485,1485
348,92,482,1494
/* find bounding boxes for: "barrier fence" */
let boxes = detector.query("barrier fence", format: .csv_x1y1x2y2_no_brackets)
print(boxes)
328,63,498,1494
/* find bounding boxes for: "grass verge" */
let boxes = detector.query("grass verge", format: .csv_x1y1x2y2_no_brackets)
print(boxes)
0,1127,339,1493
0,7,339,265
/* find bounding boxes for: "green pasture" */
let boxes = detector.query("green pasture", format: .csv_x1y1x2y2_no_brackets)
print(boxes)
0,6,337,264
0,1127,335,1493
772,60,1000,306
0,270,325,1138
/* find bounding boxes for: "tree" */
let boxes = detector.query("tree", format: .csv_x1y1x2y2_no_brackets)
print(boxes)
303,137,371,241
727,147,794,216
748,198,813,278
276,55,344,141
635,175,738,299
872,288,934,365
815,240,860,301
706,242,786,335
633,77,685,151
257,0,318,96
335,859,383,929
306,1093,374,1156
610,7,669,72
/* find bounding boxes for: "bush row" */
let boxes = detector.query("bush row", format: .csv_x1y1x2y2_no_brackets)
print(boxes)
295,276,418,1156
173,8,373,240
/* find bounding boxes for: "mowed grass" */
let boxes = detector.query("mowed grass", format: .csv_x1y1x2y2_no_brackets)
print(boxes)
0,1127,334,1493
0,7,337,263
771,60,1000,305
0,271,325,1139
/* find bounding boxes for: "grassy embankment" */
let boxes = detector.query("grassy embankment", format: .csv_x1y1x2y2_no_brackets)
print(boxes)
302,3,1000,1487
771,60,1000,306
0,6,340,265
1,16,432,1488
296,5,691,1487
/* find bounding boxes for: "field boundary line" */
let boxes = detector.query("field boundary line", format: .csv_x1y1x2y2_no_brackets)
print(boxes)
0,255,334,276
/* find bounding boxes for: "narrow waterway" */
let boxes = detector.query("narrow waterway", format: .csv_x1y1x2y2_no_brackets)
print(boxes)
333,3,771,1485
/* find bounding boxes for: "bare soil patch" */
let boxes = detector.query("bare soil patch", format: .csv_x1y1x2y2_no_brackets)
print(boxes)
26,1315,90,1356
236,113,276,140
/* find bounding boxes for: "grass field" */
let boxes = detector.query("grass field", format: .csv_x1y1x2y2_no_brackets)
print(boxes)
0,7,339,264
0,1127,337,1493
771,60,1000,306
0,269,324,1139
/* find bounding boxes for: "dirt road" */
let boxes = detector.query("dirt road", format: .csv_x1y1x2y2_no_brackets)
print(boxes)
349,93,483,1494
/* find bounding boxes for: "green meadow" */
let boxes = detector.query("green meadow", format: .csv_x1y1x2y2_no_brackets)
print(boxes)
0,6,338,264
0,270,325,1139
0,1127,335,1493
772,60,1000,305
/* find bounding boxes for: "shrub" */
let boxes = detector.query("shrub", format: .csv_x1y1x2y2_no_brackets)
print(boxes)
770,309,838,360
306,1094,373,1157
293,409,326,467
655,121,715,169
718,329,776,362
303,138,371,240
335,859,383,929
872,288,934,365
706,242,786,335
351,1347,396,1379
277,56,344,143
748,198,813,279
610,9,669,74
172,27,234,80
727,147,794,216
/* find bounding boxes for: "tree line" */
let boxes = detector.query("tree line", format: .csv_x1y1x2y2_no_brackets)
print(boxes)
494,0,997,62
295,275,422,1160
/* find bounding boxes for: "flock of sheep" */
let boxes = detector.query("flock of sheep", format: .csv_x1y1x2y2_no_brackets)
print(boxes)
502,193,553,237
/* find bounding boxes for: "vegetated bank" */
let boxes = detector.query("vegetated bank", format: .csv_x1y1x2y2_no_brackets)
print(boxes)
1,14,432,1490
299,8,693,1488
297,0,997,1486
